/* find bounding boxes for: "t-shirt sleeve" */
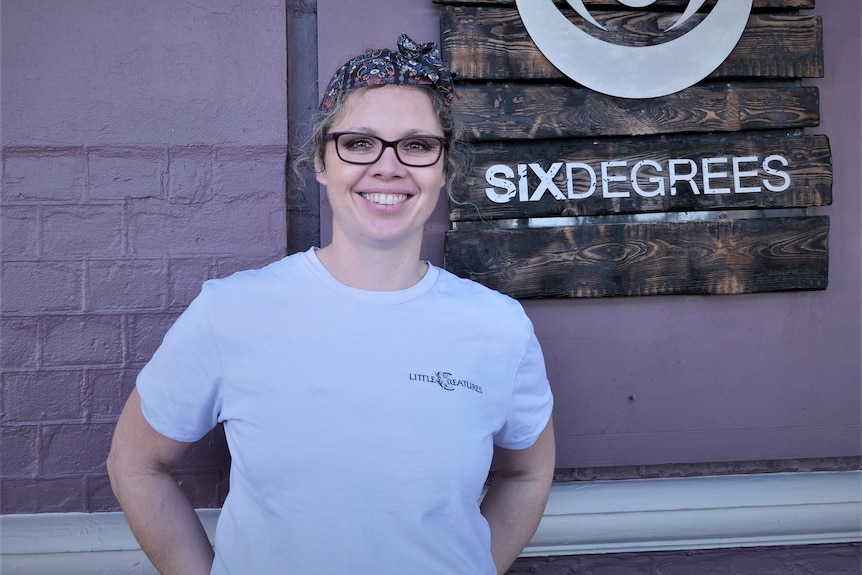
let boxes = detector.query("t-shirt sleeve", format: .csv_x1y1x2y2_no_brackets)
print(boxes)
136,284,224,443
493,318,554,450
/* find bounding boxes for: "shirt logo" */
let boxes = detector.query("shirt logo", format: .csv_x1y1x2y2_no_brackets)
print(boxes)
409,371,483,394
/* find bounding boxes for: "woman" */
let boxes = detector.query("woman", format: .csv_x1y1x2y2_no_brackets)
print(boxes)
108,34,554,575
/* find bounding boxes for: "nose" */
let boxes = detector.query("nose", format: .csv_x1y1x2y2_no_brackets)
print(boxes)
372,144,406,175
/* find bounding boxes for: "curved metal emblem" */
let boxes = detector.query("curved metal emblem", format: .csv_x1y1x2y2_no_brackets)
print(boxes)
515,0,753,99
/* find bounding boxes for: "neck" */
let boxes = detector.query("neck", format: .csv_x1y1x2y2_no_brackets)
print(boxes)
316,234,427,291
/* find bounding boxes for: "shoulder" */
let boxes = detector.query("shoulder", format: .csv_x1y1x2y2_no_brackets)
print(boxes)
432,266,532,327
200,251,310,299
434,266,521,305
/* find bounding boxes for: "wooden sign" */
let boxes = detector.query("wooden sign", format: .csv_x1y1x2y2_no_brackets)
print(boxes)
446,216,829,298
441,8,823,82
452,133,832,221
438,0,831,298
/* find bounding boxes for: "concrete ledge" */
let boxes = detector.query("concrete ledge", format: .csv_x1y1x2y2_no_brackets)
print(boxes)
525,470,862,556
2,471,860,573
0,510,219,575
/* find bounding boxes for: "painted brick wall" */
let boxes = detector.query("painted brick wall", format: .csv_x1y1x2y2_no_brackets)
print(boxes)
0,0,288,514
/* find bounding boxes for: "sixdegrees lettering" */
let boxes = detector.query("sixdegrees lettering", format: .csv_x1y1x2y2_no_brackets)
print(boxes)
484,156,792,204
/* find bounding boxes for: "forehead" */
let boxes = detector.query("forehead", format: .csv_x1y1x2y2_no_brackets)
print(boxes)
333,85,441,133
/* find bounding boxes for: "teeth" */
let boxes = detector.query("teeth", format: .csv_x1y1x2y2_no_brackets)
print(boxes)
361,193,408,205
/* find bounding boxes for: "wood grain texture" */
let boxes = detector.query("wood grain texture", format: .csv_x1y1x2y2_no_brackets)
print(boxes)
441,8,823,80
453,83,820,140
439,0,829,298
445,216,829,297
451,133,832,221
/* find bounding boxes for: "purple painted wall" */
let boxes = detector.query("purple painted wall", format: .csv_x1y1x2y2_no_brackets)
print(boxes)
1,0,287,512
526,0,861,468
0,0,858,518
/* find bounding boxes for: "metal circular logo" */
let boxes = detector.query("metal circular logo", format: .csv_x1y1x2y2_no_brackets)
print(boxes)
515,0,753,99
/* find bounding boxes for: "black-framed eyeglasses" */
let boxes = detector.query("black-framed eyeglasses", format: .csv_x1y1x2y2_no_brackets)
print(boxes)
325,131,447,168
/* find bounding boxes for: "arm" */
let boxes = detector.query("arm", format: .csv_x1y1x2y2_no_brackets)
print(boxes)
107,388,215,575
480,417,555,575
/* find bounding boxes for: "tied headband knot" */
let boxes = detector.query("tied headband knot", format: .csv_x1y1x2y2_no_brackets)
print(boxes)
320,33,454,112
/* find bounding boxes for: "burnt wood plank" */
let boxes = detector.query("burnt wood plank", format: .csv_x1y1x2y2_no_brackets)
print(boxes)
717,14,822,78
451,134,832,221
442,8,823,80
434,0,815,9
444,216,829,298
453,83,820,140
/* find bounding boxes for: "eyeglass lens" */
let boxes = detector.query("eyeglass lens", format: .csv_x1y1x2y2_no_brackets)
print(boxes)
331,132,444,167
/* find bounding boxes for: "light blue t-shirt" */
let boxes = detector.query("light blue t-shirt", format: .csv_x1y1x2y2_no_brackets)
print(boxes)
137,248,553,575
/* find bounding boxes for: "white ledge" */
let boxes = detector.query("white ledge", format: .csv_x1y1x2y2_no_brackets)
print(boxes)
525,470,862,556
1,471,860,574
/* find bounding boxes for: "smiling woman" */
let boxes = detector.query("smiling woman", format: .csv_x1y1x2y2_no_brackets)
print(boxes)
314,85,447,276
107,33,555,575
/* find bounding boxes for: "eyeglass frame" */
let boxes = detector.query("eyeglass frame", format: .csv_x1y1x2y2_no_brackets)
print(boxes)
324,131,448,168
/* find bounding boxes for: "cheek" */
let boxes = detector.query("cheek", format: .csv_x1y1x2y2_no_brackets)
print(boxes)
431,169,447,194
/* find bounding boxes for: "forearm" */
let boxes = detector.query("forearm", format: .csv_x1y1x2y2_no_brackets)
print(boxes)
108,389,214,575
110,466,214,575
480,418,555,574
480,471,551,574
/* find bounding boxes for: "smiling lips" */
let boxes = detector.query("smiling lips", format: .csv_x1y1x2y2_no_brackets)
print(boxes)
360,192,409,206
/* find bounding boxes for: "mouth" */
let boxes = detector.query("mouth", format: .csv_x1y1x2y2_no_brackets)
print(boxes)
360,192,409,206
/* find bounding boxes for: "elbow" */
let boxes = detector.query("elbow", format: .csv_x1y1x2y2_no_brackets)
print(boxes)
106,439,124,496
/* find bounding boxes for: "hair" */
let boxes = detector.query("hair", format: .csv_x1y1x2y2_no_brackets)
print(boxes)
293,84,470,194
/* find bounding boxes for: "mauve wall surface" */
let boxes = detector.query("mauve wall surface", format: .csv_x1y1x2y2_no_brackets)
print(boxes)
526,0,861,468
0,0,858,517
1,0,287,513
317,0,861,469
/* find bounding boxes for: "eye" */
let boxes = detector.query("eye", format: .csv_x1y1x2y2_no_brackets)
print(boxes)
399,137,443,156
403,138,434,151
341,135,378,151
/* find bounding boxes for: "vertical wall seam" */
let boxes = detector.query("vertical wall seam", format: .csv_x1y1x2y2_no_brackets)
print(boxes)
286,0,320,254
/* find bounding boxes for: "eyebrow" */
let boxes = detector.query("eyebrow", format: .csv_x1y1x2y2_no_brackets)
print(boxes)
338,127,445,138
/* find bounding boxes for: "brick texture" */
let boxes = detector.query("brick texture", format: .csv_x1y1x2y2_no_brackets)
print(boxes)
0,0,287,516
2,150,86,202
0,206,39,258
1,260,84,313
1,145,285,514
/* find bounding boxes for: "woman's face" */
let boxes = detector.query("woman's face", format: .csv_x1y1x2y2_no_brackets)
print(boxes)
316,85,446,252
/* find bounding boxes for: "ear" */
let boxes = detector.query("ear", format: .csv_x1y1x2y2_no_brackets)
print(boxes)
314,156,327,186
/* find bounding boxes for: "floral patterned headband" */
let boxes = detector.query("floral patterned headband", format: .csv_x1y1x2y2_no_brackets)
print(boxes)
319,33,454,112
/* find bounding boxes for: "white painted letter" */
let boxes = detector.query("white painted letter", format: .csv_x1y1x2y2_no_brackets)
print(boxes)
669,159,699,196
602,160,629,198
732,156,762,193
631,160,665,197
518,164,529,202
566,162,596,199
529,162,567,201
762,155,791,192
484,164,516,203
702,157,731,194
